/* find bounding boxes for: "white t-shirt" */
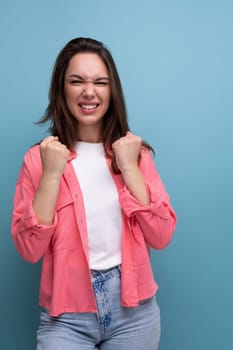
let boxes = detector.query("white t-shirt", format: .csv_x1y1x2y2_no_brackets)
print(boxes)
72,142,122,270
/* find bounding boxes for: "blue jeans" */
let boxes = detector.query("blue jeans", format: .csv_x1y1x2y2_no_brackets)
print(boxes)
37,266,161,349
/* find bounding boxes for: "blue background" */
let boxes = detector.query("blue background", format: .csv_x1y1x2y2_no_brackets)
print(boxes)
0,1,232,349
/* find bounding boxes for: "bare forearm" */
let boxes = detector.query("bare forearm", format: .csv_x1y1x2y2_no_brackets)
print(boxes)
32,136,70,225
32,174,61,225
121,165,150,206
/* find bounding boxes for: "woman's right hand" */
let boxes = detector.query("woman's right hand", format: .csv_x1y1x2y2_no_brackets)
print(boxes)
32,136,70,225
40,136,70,178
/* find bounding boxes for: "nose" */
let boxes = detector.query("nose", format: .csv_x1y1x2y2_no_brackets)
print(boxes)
82,82,95,98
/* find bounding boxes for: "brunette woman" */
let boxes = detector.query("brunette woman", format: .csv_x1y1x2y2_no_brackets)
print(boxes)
12,37,177,350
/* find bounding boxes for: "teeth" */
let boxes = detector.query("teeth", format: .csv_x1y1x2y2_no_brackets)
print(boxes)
80,104,97,110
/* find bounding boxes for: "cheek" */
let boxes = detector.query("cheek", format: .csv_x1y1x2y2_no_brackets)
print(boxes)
65,83,82,100
64,91,78,116
65,88,76,103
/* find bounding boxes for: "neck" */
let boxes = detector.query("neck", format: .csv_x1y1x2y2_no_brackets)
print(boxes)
78,136,102,143
78,125,103,143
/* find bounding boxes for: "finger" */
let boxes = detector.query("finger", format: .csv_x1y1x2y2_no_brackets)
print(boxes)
112,142,117,151
41,135,58,146
112,138,121,149
136,135,142,143
112,132,138,149
112,137,130,149
126,133,142,144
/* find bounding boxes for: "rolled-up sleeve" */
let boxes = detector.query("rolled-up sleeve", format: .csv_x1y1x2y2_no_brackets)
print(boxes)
119,149,177,249
12,159,57,263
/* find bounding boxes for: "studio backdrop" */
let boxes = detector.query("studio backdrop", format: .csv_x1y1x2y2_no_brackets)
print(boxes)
0,1,232,349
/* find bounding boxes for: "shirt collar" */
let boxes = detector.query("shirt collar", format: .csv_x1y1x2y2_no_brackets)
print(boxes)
68,150,77,162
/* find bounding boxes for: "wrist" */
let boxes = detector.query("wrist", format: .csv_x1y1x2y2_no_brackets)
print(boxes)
119,163,139,175
41,171,62,183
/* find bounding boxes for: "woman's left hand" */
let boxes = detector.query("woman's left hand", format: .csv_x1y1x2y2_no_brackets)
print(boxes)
112,131,142,172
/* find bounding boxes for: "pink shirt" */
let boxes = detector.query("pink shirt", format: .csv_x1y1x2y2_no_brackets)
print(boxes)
12,145,177,316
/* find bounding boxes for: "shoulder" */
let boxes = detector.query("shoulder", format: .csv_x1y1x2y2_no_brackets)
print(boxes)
24,144,40,159
140,146,154,164
139,146,158,176
23,144,42,171
16,144,42,188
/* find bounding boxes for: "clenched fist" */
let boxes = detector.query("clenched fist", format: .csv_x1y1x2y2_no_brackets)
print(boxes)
40,136,70,178
112,131,142,172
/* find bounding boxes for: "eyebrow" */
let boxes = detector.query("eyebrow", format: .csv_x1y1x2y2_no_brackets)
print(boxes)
68,74,109,81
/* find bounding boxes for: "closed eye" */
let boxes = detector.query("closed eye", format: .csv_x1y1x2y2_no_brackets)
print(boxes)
95,81,109,86
70,80,83,85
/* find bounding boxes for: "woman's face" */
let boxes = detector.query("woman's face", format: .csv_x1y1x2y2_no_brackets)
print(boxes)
64,52,111,142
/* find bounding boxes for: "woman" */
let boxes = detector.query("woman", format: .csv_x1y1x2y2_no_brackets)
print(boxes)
12,37,177,350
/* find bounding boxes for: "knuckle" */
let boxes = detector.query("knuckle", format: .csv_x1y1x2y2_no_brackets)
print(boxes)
40,142,46,151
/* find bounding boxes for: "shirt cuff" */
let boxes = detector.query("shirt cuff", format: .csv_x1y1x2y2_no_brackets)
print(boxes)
119,182,170,220
20,200,57,239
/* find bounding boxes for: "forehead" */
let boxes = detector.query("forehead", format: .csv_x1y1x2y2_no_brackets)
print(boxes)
66,53,109,78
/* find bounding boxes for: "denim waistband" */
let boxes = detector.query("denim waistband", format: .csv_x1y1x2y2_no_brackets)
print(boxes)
90,265,121,281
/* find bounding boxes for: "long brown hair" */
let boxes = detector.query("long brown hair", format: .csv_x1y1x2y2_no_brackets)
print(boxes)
38,37,153,172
